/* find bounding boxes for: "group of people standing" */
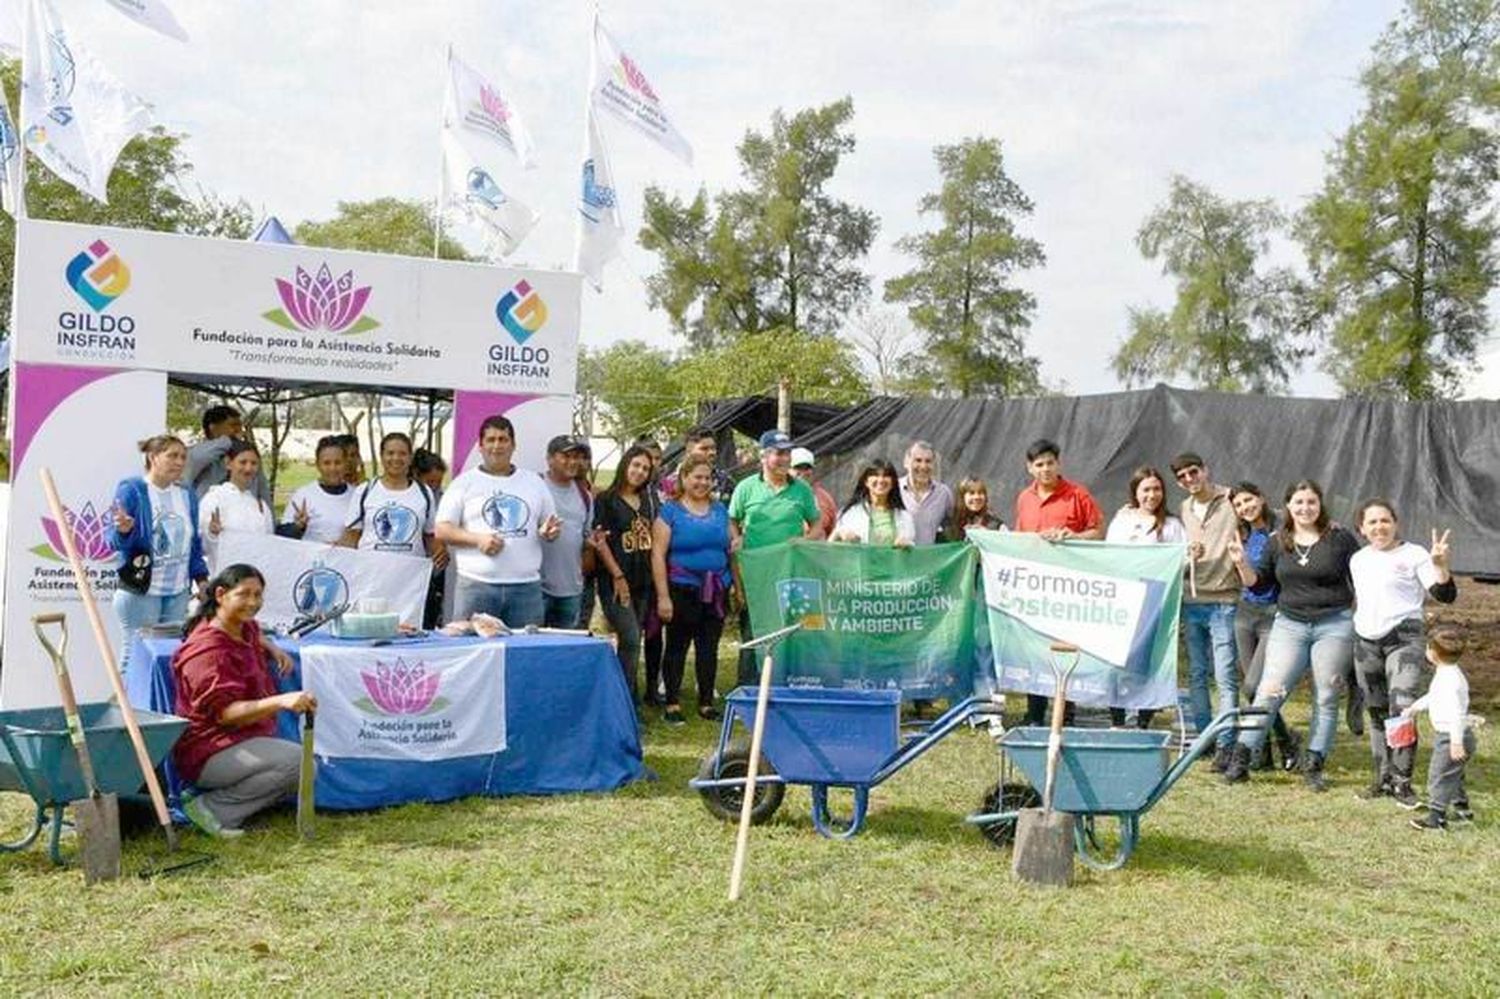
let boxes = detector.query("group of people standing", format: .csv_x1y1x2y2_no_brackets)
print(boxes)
735,433,1472,830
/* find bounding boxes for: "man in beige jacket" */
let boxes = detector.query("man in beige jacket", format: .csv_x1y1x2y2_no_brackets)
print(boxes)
1172,452,1242,771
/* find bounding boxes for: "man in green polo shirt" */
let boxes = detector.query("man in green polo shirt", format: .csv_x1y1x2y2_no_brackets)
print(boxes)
729,429,825,682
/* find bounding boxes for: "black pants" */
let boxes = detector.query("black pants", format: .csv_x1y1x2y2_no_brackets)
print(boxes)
1109,707,1157,728
663,583,725,708
1026,694,1076,727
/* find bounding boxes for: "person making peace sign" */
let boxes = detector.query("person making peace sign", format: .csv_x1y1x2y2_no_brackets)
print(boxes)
1347,501,1457,807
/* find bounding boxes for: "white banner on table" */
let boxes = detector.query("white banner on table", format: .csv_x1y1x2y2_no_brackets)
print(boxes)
215,532,431,630
302,642,506,761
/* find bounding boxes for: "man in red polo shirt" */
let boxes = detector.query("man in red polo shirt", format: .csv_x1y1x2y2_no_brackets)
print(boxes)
1013,438,1104,724
1013,438,1104,540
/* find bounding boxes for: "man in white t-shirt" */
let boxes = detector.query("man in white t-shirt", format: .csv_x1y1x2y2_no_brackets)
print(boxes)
435,415,562,627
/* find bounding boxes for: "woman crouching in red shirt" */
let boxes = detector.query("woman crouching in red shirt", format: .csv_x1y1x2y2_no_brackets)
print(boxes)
171,564,315,838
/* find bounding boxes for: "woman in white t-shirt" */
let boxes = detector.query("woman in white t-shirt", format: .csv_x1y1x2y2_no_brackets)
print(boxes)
1349,498,1457,804
198,440,275,572
279,436,354,545
340,432,435,558
1104,466,1186,728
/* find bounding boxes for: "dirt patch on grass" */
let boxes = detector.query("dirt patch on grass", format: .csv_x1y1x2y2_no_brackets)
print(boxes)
1430,576,1500,707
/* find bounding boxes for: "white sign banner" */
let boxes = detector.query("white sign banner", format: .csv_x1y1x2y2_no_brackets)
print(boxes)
0,365,167,709
13,217,581,394
216,532,431,631
302,641,506,761
979,549,1152,669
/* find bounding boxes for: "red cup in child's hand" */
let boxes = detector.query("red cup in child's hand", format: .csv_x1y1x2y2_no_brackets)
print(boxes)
1384,715,1417,749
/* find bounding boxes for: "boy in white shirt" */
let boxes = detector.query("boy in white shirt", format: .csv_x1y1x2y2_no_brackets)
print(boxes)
1405,627,1476,830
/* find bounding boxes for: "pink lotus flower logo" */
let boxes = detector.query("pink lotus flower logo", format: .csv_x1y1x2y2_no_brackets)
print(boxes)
354,658,448,716
263,263,380,335
34,501,116,564
479,84,511,125
618,53,659,102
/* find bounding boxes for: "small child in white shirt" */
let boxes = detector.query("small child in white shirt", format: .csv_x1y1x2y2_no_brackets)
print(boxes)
1404,626,1476,830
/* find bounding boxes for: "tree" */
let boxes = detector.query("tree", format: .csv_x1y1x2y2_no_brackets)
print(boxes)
295,198,474,260
1296,0,1500,399
639,98,878,348
576,341,685,443
672,327,869,405
844,306,925,395
884,137,1045,397
0,58,256,327
1111,175,1305,393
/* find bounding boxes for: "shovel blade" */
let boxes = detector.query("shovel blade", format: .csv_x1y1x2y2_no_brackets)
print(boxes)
72,793,121,884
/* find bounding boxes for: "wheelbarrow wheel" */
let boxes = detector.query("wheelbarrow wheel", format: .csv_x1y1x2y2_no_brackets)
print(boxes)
976,781,1041,849
696,742,785,825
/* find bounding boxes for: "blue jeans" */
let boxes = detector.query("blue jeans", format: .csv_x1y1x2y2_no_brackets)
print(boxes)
1184,602,1240,748
1238,609,1353,759
113,587,191,687
453,577,544,628
543,593,583,630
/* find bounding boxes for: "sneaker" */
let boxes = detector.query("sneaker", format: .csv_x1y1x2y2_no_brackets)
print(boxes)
1302,751,1328,793
1221,744,1251,784
182,794,244,839
1390,783,1421,810
1451,806,1474,823
1250,742,1273,772
1410,810,1448,832
697,704,721,721
1354,779,1391,801
1210,744,1232,773
663,708,686,727
1279,731,1303,773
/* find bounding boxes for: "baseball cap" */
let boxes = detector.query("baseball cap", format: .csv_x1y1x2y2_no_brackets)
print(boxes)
790,447,815,468
546,435,588,456
758,429,794,451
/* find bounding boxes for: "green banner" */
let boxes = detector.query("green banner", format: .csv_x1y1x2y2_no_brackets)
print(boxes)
740,540,978,698
968,530,1183,709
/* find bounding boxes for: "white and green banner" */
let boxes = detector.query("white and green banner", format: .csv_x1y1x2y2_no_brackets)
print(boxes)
971,530,1183,709
740,541,978,699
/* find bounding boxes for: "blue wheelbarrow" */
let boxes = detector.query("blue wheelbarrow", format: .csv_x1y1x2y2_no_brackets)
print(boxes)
966,707,1268,870
0,703,187,865
692,685,1006,839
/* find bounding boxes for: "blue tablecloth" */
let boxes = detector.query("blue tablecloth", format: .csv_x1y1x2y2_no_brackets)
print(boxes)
127,632,645,810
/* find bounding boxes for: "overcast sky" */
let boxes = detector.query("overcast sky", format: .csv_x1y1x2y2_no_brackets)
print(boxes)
50,0,1488,399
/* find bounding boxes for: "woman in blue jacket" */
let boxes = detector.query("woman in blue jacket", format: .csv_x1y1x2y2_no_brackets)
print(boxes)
107,435,210,678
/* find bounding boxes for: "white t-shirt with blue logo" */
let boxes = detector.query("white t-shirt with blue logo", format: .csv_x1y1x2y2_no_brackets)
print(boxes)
345,479,434,556
147,481,194,597
437,465,556,585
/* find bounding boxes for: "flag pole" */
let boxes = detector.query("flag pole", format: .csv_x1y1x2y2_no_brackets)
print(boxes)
433,43,450,260
573,6,599,283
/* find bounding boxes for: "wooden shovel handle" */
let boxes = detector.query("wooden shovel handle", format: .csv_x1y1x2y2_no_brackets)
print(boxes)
39,469,177,843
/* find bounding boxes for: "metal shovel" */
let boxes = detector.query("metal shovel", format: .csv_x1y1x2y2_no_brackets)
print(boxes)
33,613,121,884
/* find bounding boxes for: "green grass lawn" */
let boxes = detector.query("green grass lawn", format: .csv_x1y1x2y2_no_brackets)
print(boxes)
0,658,1494,995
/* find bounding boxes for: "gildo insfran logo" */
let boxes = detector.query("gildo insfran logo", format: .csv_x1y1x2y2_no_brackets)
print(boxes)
66,240,130,311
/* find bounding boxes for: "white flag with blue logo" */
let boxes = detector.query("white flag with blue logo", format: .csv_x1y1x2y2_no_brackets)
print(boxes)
443,48,535,169
591,18,693,166
103,0,189,42
572,107,623,291
21,0,153,202
440,130,538,257
0,79,20,217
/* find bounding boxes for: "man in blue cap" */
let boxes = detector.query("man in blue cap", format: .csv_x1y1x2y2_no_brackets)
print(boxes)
728,429,825,683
